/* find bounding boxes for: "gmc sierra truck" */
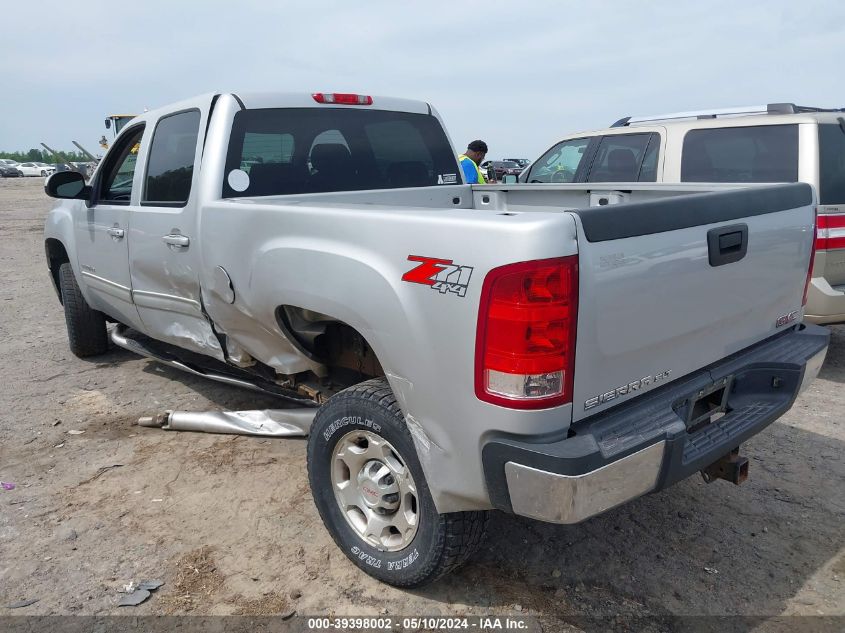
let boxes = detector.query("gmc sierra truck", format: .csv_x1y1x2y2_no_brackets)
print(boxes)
43,91,829,587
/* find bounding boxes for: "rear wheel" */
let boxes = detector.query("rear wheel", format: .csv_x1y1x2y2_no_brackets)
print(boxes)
307,378,488,586
58,263,109,357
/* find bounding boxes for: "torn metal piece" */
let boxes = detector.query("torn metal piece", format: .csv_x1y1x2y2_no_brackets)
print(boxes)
5,598,39,609
137,580,165,591
111,325,319,407
118,589,151,606
138,409,314,437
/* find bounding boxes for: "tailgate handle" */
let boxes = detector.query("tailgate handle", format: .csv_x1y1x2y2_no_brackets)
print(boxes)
707,223,748,267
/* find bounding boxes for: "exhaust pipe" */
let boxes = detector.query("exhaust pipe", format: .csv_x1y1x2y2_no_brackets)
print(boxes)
138,409,314,437
701,447,749,485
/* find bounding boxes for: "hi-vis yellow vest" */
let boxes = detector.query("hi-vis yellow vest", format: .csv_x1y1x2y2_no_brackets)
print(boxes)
458,154,486,184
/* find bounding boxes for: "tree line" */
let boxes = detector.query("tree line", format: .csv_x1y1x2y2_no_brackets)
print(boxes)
0,149,94,164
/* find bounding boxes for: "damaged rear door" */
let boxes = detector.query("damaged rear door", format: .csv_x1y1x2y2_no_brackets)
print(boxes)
127,95,224,358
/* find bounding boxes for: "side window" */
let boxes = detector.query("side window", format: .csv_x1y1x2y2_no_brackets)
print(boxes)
819,122,845,205
681,125,798,183
526,138,591,183
586,133,652,182
143,110,201,206
637,134,660,182
98,125,145,204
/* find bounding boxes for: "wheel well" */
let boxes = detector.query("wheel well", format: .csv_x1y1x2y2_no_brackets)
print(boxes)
276,305,384,382
45,238,69,304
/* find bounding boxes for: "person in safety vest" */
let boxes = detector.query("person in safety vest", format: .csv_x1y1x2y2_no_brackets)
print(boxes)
458,140,488,184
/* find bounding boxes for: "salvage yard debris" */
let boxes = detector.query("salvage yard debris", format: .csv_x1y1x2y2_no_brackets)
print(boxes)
79,463,123,484
117,579,164,607
4,598,39,609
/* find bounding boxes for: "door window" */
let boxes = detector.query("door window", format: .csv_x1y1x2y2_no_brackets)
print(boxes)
143,110,201,205
586,133,655,182
98,125,145,204
526,138,591,183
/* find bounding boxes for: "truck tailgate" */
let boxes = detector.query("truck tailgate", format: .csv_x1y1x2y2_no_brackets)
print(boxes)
569,183,815,422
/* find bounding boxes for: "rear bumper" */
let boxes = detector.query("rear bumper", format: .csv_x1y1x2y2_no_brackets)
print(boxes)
482,324,829,524
805,277,845,325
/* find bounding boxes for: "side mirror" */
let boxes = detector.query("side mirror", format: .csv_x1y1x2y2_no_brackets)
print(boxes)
502,174,518,184
45,170,91,200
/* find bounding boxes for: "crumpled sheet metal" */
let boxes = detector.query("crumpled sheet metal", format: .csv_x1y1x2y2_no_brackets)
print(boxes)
138,409,314,437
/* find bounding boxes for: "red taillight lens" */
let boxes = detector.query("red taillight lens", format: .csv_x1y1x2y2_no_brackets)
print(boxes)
816,213,845,251
475,256,578,409
311,93,373,105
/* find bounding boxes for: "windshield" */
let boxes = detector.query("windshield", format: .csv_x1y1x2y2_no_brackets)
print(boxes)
223,108,460,197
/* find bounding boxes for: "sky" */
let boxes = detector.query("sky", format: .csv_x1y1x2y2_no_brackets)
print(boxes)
1,0,844,160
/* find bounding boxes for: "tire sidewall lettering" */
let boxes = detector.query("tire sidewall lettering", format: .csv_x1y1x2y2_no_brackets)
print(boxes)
322,416,381,442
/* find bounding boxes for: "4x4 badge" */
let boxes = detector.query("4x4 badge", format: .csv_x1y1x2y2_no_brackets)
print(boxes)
402,255,473,298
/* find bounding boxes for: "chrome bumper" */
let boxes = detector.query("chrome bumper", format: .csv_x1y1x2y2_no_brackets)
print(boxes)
798,345,827,394
504,442,665,524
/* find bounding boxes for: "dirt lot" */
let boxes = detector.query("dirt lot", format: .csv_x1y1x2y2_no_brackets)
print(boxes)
0,177,843,624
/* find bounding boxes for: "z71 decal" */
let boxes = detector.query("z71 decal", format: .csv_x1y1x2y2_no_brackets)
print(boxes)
402,255,474,297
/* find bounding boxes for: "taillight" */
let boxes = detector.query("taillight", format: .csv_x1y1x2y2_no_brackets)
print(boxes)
312,93,373,105
816,213,845,251
475,256,578,409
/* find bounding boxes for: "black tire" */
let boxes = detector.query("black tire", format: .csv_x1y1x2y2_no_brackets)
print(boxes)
40,170,46,176
58,262,109,357
307,377,488,586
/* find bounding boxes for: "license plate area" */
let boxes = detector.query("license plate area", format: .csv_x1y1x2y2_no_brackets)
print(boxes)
674,376,733,434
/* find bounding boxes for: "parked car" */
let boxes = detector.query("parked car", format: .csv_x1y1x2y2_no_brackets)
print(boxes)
521,102,845,325
0,164,23,177
44,91,827,587
0,159,21,168
483,160,523,181
17,162,55,177
504,157,531,168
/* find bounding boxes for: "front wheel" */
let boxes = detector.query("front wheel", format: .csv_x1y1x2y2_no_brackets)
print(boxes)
307,378,488,586
58,262,109,357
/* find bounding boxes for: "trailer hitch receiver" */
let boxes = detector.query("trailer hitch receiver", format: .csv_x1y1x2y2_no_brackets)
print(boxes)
701,447,748,485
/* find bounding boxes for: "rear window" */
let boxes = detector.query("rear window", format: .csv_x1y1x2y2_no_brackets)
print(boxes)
681,125,798,183
819,122,845,205
223,108,460,197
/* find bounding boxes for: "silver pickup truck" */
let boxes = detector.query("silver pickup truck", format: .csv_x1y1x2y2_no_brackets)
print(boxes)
43,92,829,587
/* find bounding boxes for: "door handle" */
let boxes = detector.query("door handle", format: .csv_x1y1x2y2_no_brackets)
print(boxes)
106,227,125,239
162,234,190,248
707,223,748,267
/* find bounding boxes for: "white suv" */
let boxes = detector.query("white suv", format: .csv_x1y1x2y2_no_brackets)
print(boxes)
522,103,845,325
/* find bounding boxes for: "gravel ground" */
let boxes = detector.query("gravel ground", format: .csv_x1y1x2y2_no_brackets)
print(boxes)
0,177,842,627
